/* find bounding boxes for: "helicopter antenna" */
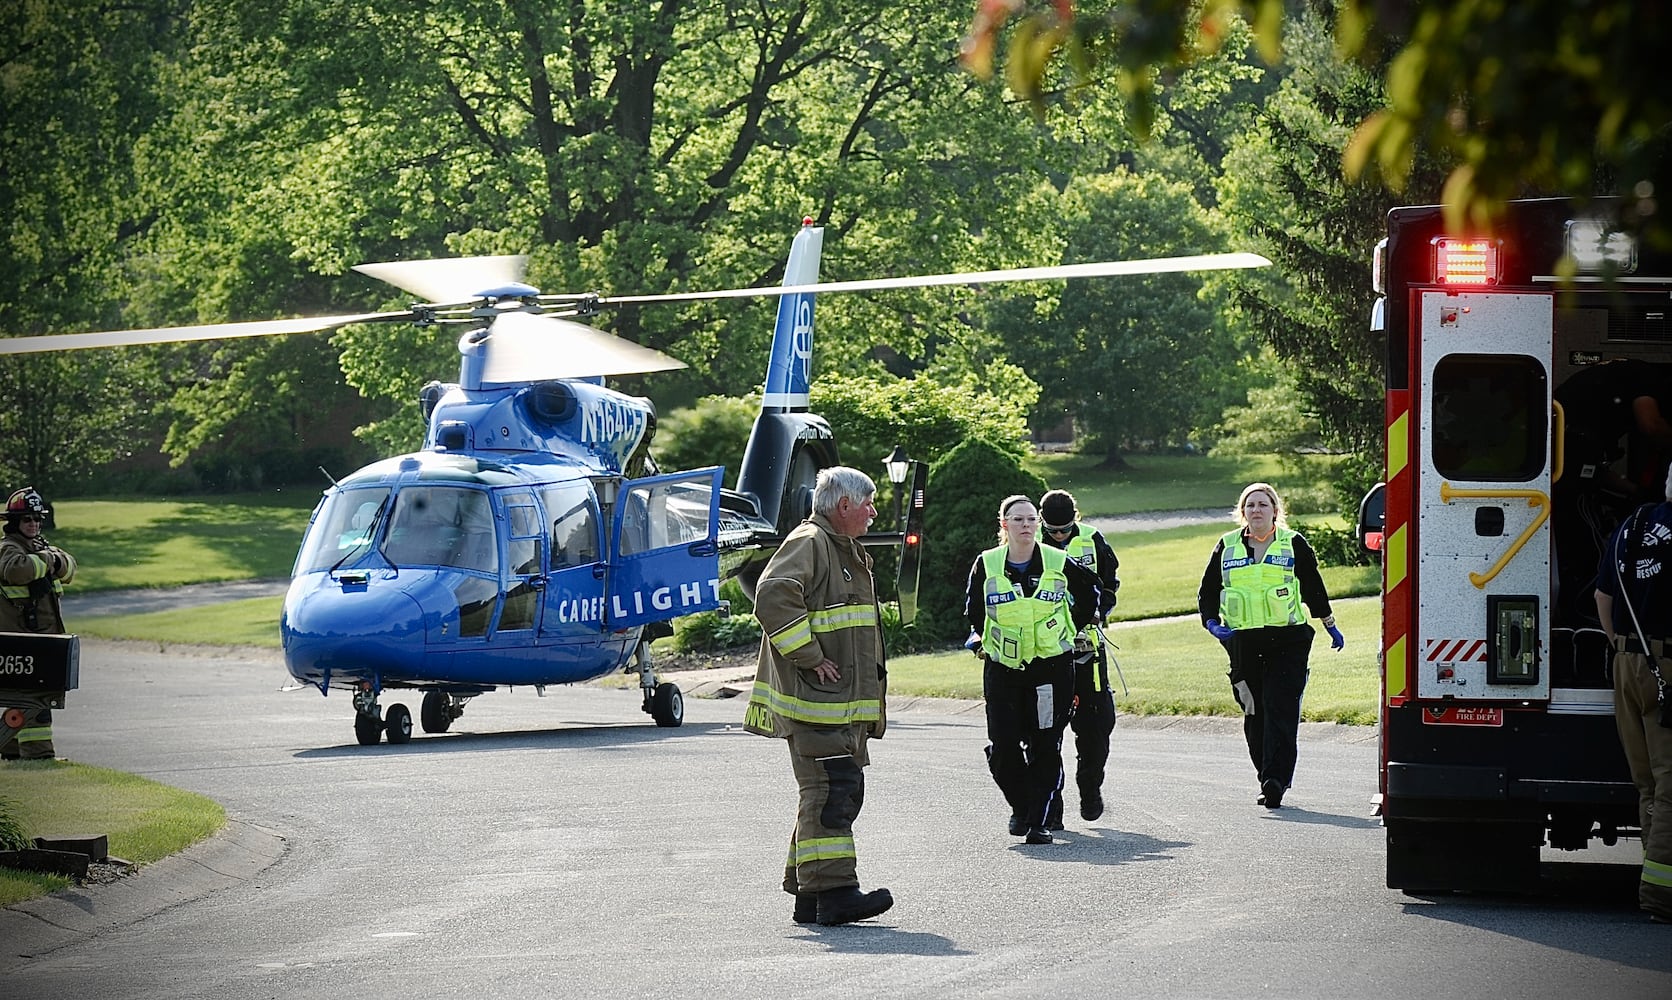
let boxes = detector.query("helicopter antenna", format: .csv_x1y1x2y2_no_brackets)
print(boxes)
319,465,340,487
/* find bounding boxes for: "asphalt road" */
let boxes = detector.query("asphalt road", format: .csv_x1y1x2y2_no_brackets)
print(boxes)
4,641,1669,1000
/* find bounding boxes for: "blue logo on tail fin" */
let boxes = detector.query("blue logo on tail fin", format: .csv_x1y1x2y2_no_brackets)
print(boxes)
761,222,823,412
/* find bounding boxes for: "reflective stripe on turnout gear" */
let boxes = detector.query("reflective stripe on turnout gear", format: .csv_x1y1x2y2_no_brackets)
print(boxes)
768,603,878,658
1646,856,1672,889
791,835,858,864
16,725,52,743
748,680,880,726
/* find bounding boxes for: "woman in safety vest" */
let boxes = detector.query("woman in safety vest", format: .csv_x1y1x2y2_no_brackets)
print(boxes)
964,494,1101,845
1197,482,1343,809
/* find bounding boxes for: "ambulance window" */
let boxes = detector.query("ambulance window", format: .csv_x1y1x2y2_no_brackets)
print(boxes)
1430,354,1548,481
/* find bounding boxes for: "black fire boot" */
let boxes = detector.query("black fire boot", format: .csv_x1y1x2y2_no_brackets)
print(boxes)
1080,789,1104,822
816,886,894,926
793,893,818,924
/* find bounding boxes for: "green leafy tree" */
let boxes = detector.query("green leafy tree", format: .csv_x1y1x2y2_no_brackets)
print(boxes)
0,353,159,494
1209,354,1325,457
995,170,1246,465
653,394,761,477
966,0,1672,244
0,2,177,492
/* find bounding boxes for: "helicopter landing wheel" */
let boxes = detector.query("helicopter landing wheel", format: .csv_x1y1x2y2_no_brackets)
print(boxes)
650,682,683,728
420,690,454,733
354,712,383,746
385,703,413,744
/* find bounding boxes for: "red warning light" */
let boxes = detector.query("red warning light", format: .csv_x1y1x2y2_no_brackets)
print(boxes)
905,533,921,546
1432,238,1501,285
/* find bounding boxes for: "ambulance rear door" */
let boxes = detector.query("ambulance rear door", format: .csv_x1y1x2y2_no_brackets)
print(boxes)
1414,288,1554,702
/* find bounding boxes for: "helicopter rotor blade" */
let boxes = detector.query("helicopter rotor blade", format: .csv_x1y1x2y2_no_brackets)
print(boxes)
591,251,1272,307
354,255,529,302
478,312,686,382
0,311,415,356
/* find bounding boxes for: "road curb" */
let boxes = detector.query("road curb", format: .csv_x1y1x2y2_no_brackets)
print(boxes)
0,817,286,972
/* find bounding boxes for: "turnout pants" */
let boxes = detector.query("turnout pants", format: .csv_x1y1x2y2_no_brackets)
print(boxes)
781,724,870,895
984,655,1073,828
1612,641,1672,919
1224,625,1313,791
1,706,53,760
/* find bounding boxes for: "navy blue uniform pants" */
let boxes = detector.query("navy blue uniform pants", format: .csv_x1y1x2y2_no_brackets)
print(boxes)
983,655,1073,828
1224,625,1313,790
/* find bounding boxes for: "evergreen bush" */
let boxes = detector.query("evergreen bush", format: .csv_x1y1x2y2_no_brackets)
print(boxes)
915,438,1048,644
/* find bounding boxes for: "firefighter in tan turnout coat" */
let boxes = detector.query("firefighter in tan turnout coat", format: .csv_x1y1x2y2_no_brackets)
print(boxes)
1,487,76,760
743,466,893,927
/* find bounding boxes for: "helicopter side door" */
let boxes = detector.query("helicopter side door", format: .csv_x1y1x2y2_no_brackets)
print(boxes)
607,468,725,629
536,481,622,662
494,490,545,636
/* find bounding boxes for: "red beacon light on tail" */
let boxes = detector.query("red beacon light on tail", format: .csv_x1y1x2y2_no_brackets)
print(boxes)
1431,237,1502,285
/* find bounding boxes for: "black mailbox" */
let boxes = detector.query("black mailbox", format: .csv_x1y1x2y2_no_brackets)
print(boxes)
0,632,80,693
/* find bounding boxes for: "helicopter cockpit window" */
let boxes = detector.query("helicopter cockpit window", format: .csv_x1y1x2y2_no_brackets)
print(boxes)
618,479,711,556
381,486,497,573
542,485,599,569
503,492,542,576
296,487,391,574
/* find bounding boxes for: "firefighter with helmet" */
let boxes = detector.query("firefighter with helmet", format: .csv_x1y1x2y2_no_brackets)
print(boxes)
1,487,76,760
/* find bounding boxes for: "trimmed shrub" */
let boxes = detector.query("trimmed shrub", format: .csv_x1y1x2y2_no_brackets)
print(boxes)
915,438,1048,644
673,610,762,653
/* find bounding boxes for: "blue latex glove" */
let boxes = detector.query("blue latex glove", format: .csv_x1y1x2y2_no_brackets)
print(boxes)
1205,618,1234,642
1326,623,1345,650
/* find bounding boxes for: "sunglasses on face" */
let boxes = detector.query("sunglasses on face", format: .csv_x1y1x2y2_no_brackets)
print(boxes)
1045,524,1073,535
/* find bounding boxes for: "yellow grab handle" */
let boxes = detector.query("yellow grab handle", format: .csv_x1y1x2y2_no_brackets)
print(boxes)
1551,399,1565,484
1438,482,1551,589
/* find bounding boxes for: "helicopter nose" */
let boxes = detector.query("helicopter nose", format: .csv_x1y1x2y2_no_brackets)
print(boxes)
282,577,427,685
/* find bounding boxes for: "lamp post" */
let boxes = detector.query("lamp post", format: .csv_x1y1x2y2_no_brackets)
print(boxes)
884,444,910,529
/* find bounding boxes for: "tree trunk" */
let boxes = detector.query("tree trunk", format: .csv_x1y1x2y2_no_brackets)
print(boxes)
1097,445,1130,471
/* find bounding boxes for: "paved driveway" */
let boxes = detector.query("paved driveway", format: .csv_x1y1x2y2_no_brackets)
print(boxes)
3,640,1667,1000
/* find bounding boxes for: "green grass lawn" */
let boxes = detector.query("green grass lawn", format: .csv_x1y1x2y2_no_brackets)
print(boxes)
77,595,286,648
47,493,318,592
1023,451,1350,516
1103,519,1379,620
0,761,225,907
889,595,1382,725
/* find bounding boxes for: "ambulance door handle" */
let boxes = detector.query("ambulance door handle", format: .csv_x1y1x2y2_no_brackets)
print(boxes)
1439,483,1551,589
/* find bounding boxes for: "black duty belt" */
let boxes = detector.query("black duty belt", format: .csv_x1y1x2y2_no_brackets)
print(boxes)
1613,634,1670,657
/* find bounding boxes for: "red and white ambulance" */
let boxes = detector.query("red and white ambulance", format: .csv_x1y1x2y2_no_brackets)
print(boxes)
1362,197,1671,891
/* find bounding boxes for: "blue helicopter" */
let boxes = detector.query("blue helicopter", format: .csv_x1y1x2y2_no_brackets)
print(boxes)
0,223,1267,745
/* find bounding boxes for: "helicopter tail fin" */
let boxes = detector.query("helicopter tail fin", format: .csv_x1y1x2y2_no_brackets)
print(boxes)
735,220,838,533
